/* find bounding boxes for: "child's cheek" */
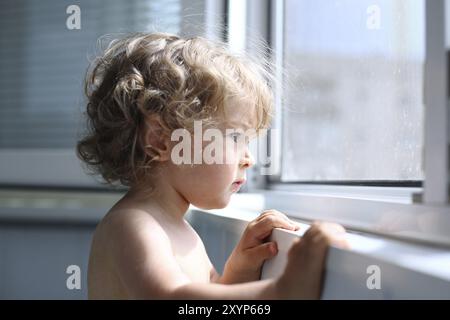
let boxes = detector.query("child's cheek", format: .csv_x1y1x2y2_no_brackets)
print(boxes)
224,140,241,165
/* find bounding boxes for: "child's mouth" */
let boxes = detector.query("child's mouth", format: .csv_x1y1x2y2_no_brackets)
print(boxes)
231,179,246,191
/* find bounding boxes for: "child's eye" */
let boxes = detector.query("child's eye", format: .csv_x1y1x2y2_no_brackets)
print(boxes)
229,133,241,143
228,133,249,145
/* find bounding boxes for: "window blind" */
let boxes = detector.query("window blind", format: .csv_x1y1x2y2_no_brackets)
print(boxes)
0,0,181,149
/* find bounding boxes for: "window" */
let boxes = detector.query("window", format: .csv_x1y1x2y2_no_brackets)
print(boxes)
280,0,425,183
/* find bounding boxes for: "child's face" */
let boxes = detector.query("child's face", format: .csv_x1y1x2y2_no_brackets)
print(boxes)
166,101,256,209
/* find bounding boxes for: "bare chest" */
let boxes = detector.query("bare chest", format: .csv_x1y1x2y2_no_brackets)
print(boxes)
168,228,212,283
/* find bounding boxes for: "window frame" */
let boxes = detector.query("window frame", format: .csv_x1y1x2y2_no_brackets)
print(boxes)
257,0,449,201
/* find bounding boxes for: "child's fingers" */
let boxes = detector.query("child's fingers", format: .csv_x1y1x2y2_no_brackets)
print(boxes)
252,215,299,240
287,222,349,262
333,237,351,250
256,210,301,230
305,222,350,249
246,242,278,263
258,209,290,223
286,238,312,265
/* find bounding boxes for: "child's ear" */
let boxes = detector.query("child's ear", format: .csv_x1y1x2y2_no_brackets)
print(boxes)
142,114,171,162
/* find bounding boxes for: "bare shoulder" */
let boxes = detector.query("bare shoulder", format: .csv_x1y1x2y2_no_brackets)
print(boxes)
101,208,171,258
97,207,190,298
101,207,169,243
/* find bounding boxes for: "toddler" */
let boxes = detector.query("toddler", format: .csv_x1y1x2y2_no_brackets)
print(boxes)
76,32,348,299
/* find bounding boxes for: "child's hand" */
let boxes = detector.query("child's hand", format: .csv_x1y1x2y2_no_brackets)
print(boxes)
221,210,300,284
276,221,350,299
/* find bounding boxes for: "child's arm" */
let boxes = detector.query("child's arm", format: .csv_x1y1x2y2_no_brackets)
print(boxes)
169,278,280,299
171,221,349,300
107,210,347,299
107,210,279,299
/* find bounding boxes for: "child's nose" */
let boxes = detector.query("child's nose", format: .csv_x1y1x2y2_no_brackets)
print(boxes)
240,149,255,169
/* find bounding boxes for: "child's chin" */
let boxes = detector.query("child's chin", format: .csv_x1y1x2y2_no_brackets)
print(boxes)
194,197,230,210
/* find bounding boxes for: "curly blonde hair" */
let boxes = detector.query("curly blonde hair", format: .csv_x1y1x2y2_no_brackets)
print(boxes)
76,32,274,190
